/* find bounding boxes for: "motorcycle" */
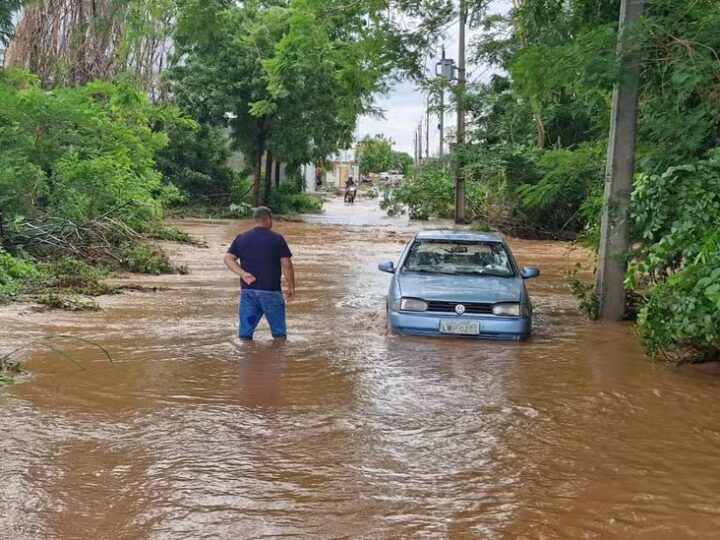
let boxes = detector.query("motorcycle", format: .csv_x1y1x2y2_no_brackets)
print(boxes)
344,185,357,203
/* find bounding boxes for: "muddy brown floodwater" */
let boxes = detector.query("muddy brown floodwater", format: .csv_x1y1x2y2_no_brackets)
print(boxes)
2,197,720,540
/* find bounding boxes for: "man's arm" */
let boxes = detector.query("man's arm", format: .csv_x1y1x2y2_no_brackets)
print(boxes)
223,253,256,285
280,257,295,300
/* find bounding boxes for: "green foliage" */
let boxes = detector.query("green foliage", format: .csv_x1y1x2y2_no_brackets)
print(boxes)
267,183,322,215
0,69,185,228
42,258,113,297
145,226,194,244
0,353,22,385
35,293,100,312
638,247,720,364
357,136,394,175
383,163,454,220
120,244,175,275
0,248,43,298
631,152,720,282
156,122,237,205
629,153,720,362
0,0,23,46
566,264,599,320
519,142,606,232
228,203,254,218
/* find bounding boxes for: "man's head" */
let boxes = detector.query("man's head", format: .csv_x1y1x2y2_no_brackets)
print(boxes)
253,206,273,229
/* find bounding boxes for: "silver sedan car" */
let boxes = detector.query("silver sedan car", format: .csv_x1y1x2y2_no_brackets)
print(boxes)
378,230,540,340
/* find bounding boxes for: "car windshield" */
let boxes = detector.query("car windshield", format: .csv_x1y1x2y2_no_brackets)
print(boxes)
402,240,515,277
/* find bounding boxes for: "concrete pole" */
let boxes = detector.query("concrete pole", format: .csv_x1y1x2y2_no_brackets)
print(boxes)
418,121,423,163
426,97,430,159
597,0,645,320
454,0,466,223
439,46,445,160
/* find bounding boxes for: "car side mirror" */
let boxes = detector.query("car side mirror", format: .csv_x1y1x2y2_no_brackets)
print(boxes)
521,266,540,279
378,261,395,273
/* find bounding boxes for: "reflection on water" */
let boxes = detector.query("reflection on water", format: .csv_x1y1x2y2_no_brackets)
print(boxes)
2,197,720,539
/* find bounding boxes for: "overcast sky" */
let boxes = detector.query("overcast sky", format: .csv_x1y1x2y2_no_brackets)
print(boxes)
354,0,508,157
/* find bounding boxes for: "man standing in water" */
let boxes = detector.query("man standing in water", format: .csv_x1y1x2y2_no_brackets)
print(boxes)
224,207,295,340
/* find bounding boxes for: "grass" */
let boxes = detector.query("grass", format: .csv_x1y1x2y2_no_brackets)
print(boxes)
0,335,115,385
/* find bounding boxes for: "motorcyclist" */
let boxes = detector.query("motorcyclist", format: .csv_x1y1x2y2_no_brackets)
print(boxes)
344,176,357,202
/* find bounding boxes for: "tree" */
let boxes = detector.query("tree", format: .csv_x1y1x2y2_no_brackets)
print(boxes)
6,0,174,94
171,0,418,205
0,0,23,47
357,135,394,175
391,151,414,174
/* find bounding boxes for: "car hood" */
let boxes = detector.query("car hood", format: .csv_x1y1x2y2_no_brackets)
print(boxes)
398,272,523,304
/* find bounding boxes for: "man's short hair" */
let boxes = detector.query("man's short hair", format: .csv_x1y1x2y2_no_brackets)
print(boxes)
253,206,273,221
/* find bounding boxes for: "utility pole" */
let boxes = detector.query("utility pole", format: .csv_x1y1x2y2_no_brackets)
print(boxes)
454,0,467,223
596,0,645,320
426,97,430,159
439,46,446,159
418,121,423,163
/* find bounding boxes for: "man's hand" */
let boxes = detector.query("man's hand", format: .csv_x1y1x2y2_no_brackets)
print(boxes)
241,272,256,285
280,257,295,302
285,286,295,301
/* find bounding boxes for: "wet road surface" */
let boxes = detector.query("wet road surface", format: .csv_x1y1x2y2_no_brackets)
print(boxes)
2,197,720,539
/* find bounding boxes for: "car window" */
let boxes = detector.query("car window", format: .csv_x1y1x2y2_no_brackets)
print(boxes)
402,240,515,277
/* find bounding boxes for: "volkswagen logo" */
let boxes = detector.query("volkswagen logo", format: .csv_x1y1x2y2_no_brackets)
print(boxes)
455,304,466,315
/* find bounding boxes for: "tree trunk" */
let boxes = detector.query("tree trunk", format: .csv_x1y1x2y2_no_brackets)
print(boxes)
253,144,263,207
533,110,546,149
252,117,269,207
263,150,273,206
274,160,281,189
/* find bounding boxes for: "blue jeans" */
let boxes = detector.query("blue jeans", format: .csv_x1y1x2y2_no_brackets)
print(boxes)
239,290,287,339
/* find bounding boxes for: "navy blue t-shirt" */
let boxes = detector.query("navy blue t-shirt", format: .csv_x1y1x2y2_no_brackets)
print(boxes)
227,227,292,291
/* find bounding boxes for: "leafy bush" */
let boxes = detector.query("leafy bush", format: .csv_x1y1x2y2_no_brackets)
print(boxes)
630,153,720,362
518,142,605,233
638,246,720,363
35,293,100,312
267,183,322,215
0,69,184,228
0,249,43,298
156,122,238,205
382,163,454,220
120,244,175,275
566,264,599,320
631,152,720,281
228,203,254,218
43,258,112,296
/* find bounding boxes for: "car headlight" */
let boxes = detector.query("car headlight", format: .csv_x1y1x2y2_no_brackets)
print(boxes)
492,303,527,317
392,298,428,312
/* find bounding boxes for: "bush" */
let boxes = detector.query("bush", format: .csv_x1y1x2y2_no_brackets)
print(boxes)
42,258,112,296
0,249,43,298
156,122,237,205
629,152,720,362
228,203,254,218
267,183,322,215
35,292,100,312
631,152,720,281
121,244,175,275
382,163,454,220
517,142,605,233
638,246,720,363
0,70,185,229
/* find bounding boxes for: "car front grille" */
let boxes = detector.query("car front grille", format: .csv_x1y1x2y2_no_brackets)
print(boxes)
426,300,494,314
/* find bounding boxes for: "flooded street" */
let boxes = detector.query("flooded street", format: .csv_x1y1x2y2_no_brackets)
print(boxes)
2,197,720,539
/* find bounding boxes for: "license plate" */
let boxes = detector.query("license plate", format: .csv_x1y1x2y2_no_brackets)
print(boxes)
439,319,481,335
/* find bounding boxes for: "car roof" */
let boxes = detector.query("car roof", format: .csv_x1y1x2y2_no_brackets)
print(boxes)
413,230,504,243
